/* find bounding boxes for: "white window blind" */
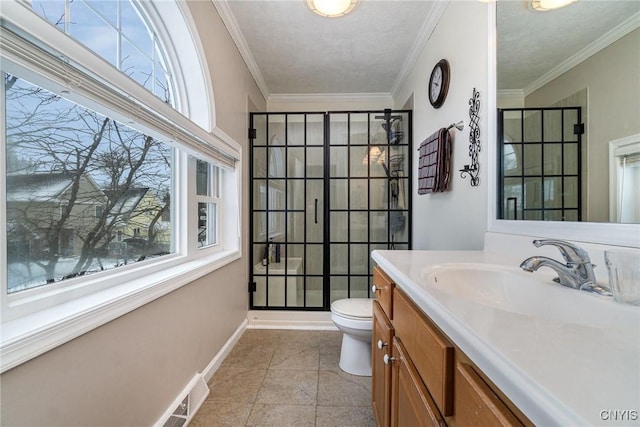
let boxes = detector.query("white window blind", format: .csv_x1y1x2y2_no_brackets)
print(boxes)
0,2,238,169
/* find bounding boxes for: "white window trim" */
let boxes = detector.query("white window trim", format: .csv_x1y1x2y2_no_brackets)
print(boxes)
0,250,241,373
0,0,243,373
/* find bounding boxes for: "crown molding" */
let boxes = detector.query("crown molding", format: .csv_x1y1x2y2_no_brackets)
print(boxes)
496,89,524,108
268,92,393,104
212,0,270,100
524,12,640,96
497,89,524,97
391,0,449,98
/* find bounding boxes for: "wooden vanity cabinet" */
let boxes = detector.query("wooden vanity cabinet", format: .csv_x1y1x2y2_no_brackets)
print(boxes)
393,289,454,416
373,266,394,318
454,360,524,427
372,266,395,427
391,336,446,427
372,300,393,427
371,265,532,427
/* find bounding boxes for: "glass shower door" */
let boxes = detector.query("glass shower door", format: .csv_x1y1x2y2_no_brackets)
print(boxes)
250,113,325,309
327,111,411,305
250,110,412,310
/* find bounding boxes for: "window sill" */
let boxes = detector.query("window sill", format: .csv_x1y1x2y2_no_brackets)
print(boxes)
0,249,240,373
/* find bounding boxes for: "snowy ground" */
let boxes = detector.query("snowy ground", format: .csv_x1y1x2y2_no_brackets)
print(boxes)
7,254,164,293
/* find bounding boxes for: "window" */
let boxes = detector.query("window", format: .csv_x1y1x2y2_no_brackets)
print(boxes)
1,0,241,372
5,74,173,294
31,0,174,104
196,159,219,248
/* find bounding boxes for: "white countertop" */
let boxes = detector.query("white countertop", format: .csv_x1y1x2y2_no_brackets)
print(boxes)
372,249,640,427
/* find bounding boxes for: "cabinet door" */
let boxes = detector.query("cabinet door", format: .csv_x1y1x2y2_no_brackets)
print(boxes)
455,362,524,427
393,288,454,416
390,337,446,427
372,301,393,427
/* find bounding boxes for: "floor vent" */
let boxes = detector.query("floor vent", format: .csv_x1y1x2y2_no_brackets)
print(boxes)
155,374,209,427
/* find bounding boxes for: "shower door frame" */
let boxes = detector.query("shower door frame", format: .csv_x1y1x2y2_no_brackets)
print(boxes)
249,110,412,311
497,106,583,222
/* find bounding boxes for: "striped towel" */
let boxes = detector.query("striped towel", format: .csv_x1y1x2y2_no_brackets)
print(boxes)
418,128,451,194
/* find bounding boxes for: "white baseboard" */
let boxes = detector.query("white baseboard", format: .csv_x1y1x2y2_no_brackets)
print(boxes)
201,318,248,382
200,314,334,385
247,310,337,330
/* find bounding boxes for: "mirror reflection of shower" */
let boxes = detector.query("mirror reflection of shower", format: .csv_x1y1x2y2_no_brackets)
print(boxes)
498,107,583,222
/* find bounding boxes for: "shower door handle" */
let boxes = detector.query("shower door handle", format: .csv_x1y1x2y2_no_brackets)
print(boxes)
314,198,318,224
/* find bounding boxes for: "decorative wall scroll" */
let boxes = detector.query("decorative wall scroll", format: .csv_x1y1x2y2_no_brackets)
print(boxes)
460,88,480,186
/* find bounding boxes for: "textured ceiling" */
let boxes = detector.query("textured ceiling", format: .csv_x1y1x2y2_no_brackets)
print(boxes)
221,0,439,96
217,1,640,97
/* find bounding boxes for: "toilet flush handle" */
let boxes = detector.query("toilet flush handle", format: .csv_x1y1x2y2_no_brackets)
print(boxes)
383,354,395,365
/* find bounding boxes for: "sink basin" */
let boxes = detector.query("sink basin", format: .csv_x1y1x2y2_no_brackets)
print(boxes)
420,263,635,327
422,263,557,311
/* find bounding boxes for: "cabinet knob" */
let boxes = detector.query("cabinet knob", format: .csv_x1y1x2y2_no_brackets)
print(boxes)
377,340,388,350
383,354,395,365
372,284,386,293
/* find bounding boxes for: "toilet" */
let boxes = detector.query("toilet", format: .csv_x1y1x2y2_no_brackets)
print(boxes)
330,298,373,376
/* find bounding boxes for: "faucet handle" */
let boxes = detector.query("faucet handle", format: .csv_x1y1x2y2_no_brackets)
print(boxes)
532,239,591,264
580,282,613,297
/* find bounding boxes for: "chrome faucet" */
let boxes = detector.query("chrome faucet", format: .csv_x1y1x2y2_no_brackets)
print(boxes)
520,239,611,296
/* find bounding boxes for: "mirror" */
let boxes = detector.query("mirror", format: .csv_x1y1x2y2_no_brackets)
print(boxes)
496,1,640,224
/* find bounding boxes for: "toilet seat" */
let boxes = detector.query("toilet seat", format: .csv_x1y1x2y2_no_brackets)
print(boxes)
331,298,373,320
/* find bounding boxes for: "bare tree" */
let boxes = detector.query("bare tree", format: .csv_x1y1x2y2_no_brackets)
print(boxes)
5,74,171,290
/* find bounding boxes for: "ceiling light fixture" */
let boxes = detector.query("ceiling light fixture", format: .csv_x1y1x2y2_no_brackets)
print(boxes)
530,0,578,12
307,0,358,17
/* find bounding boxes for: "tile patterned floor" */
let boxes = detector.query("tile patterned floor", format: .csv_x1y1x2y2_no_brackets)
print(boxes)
190,329,376,427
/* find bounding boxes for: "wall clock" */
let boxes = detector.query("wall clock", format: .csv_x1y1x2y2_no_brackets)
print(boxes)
428,59,450,109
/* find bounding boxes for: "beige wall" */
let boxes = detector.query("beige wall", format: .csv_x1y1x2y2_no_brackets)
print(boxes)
186,1,266,143
394,1,489,250
0,2,265,426
1,266,247,426
526,29,640,223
